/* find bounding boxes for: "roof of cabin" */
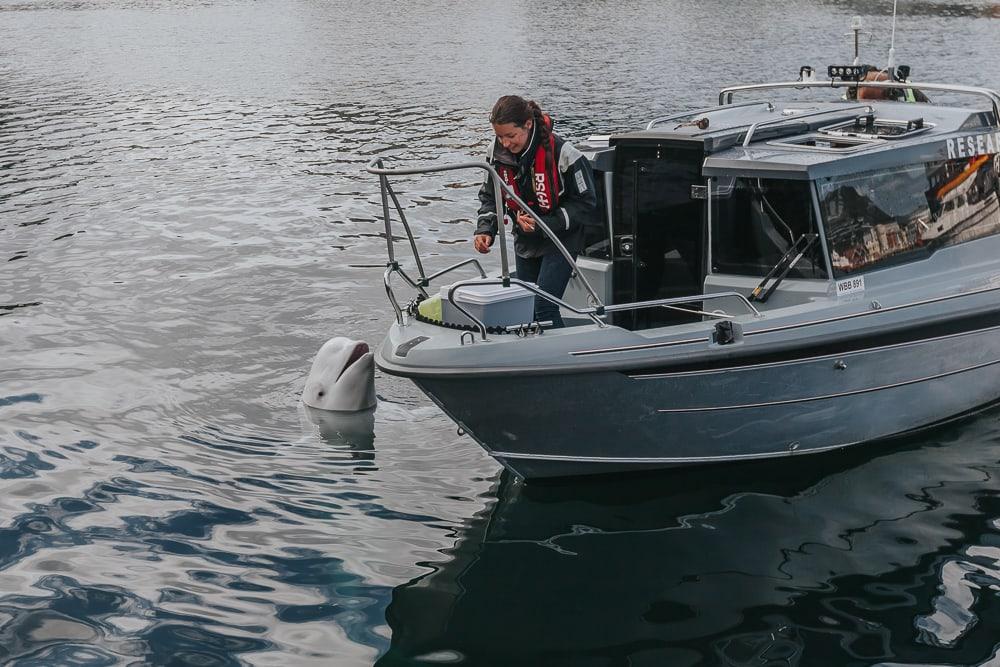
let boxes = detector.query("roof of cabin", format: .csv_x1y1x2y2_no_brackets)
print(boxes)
609,99,998,180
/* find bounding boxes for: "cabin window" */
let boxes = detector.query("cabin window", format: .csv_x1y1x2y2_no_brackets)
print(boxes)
711,178,827,278
819,155,1000,277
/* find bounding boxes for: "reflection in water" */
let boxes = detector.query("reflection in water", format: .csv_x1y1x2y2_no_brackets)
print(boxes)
381,413,1000,665
303,404,376,456
915,545,1000,649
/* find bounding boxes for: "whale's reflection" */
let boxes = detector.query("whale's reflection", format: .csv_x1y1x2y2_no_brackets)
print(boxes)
379,411,1000,666
303,405,376,455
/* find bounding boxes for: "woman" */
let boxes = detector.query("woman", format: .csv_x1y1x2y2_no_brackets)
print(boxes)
474,95,597,328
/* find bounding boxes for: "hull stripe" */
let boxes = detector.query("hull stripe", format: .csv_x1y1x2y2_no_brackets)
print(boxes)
627,308,1000,375
571,284,1000,359
631,321,1000,379
655,356,1000,412
490,398,1000,466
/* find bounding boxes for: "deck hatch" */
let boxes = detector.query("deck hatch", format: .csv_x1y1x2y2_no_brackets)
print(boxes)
767,115,936,152
766,134,881,152
819,115,934,139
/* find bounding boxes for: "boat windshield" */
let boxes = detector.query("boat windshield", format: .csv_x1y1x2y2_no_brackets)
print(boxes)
818,155,1000,277
711,177,827,279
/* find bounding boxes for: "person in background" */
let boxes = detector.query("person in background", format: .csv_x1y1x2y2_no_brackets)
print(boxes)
854,68,930,102
474,95,597,328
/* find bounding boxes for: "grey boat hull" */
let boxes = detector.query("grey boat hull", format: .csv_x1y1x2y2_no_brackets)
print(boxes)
408,321,1000,479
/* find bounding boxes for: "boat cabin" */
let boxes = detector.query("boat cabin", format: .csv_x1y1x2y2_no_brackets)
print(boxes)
569,98,1000,330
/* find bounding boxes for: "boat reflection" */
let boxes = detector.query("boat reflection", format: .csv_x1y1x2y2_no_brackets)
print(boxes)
379,410,1000,665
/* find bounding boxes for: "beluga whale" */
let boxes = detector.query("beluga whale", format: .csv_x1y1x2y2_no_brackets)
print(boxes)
302,337,377,412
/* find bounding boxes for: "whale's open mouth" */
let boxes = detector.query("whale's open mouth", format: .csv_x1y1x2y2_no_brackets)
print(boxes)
337,341,371,382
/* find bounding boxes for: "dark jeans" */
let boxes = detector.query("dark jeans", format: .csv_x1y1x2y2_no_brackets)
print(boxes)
515,252,576,328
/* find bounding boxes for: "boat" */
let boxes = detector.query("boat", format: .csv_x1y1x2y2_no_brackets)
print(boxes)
364,52,1000,479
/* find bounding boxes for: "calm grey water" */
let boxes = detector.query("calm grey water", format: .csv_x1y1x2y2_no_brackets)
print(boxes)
2,1,1000,665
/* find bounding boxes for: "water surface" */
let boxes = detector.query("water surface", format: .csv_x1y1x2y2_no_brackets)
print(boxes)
2,0,1000,664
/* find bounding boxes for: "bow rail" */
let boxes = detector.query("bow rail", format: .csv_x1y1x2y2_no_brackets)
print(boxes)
366,158,605,327
367,157,763,340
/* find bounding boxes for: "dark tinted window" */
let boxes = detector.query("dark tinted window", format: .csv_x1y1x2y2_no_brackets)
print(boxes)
819,155,1000,277
581,171,611,259
711,178,826,278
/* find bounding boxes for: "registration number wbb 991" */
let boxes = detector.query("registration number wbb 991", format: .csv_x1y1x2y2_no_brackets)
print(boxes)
836,275,865,297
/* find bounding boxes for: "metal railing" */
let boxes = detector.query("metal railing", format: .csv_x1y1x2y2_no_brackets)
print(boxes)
444,279,761,342
381,259,486,326
741,104,873,147
645,101,775,130
367,158,763,340
718,81,1000,124
366,158,603,323
445,278,605,340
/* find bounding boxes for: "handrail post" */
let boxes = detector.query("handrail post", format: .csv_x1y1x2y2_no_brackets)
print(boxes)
385,186,427,285
378,159,395,266
383,266,403,325
447,282,490,341
491,174,512,285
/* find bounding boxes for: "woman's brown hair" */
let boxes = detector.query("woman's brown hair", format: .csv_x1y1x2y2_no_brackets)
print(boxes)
489,95,552,147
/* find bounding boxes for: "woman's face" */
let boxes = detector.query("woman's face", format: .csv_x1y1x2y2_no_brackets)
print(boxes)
492,118,532,155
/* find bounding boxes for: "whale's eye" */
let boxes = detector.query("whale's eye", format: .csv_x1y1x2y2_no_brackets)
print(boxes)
317,391,325,397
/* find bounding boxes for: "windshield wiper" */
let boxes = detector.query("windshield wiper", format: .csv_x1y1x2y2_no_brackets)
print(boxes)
749,233,818,303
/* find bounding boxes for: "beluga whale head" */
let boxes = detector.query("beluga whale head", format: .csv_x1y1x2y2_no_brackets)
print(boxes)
302,337,377,412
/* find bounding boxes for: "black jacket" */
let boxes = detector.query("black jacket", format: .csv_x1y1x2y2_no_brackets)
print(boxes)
476,125,598,258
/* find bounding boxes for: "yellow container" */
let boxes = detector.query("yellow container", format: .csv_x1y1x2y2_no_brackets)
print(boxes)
417,295,443,322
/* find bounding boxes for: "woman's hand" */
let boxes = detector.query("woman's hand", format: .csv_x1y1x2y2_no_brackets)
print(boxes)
515,211,536,233
473,233,493,254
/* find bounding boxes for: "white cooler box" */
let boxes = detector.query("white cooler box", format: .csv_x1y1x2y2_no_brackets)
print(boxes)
440,280,536,328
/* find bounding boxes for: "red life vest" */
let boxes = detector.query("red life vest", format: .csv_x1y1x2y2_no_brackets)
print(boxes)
496,116,559,215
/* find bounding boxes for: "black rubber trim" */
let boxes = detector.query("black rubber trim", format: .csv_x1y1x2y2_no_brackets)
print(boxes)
628,308,1000,375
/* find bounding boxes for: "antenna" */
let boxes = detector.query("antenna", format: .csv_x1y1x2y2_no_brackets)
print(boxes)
851,16,863,64
847,16,872,65
887,0,899,72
